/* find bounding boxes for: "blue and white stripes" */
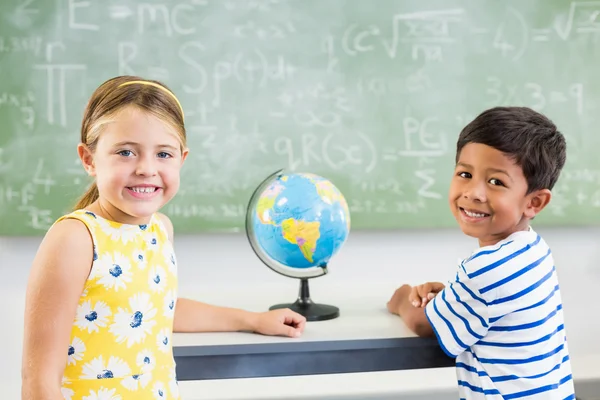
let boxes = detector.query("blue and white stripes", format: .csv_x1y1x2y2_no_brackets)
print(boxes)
425,229,574,399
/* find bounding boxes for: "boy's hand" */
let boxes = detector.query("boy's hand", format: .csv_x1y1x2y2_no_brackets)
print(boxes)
387,284,412,315
387,284,436,337
252,308,306,338
409,282,446,308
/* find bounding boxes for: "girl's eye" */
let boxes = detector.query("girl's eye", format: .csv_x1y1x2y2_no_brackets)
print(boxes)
489,178,504,186
118,150,133,157
157,152,172,159
458,171,471,179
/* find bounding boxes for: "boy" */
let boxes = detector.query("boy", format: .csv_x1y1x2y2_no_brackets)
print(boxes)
387,107,575,399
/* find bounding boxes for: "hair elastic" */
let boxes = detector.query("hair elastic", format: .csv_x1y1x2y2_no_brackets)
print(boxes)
118,80,184,120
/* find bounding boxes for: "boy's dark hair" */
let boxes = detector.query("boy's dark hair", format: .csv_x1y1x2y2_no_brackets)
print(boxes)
456,106,567,193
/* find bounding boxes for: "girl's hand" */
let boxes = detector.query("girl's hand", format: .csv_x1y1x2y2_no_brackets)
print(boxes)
409,282,446,308
252,308,307,338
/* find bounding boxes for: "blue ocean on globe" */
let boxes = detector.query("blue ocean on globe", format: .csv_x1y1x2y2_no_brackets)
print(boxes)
249,173,351,269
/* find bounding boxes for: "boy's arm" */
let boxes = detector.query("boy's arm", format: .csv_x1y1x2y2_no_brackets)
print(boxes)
425,279,489,358
389,278,490,358
387,285,434,338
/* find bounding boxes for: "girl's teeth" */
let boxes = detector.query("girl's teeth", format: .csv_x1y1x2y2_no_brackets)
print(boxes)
465,209,486,218
131,187,156,193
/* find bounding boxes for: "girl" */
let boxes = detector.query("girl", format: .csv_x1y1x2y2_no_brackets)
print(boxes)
21,76,306,400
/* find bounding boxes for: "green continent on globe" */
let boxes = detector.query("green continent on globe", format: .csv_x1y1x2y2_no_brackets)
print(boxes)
281,218,321,263
256,181,285,225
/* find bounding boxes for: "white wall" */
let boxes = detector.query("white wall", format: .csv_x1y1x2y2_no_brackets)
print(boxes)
2,226,599,398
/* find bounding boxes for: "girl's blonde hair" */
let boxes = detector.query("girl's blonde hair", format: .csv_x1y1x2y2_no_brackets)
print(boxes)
74,75,186,211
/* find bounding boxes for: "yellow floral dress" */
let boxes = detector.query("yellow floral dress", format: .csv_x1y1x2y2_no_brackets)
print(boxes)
57,210,180,400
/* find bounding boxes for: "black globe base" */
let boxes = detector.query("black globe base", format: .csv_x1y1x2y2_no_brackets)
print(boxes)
269,278,339,321
270,301,339,322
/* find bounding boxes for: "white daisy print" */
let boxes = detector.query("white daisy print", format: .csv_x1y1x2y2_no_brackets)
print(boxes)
152,381,167,399
81,355,131,380
84,211,98,219
110,293,157,347
169,368,179,398
67,337,86,365
99,221,140,245
147,233,159,248
136,350,156,373
148,266,167,293
75,300,111,333
93,216,115,236
96,252,133,291
121,372,152,391
139,372,152,388
62,387,75,400
133,249,147,270
157,328,171,353
162,245,177,274
82,387,122,400
61,377,74,400
163,290,177,318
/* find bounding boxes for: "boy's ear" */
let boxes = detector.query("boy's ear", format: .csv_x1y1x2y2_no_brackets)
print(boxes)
77,143,96,177
523,189,552,219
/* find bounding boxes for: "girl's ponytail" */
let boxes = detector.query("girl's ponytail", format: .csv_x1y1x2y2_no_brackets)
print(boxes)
73,181,99,210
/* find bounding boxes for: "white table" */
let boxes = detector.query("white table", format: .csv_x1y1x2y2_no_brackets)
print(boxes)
172,288,600,400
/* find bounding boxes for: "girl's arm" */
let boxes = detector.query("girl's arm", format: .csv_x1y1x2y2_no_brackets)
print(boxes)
172,298,304,337
158,214,306,338
173,298,258,332
21,219,93,399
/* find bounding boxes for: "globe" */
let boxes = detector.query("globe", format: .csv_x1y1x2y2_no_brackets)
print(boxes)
245,170,351,321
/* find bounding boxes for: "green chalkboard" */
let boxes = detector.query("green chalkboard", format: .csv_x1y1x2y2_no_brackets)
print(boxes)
1,0,599,235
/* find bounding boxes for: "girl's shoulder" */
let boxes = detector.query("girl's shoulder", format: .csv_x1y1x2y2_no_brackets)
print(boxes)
51,209,173,249
154,212,174,243
54,208,103,227
35,213,94,275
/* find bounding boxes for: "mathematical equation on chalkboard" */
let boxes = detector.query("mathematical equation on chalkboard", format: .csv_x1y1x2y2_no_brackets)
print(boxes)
1,0,599,233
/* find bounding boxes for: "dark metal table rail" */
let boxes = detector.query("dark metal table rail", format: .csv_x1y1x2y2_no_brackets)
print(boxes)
174,337,455,381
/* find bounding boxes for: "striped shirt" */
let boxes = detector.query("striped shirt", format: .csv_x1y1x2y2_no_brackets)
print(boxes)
425,228,575,399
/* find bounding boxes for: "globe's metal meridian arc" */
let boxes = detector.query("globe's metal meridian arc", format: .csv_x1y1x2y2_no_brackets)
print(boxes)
245,169,328,280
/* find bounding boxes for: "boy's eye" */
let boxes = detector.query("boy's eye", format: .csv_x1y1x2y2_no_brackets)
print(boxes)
118,150,133,157
458,171,471,179
489,178,504,186
157,152,172,159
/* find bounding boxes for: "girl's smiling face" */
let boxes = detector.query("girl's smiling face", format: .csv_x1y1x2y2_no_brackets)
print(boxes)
79,106,188,225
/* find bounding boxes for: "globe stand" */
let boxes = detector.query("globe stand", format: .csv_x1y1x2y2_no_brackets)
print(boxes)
269,277,339,321
245,169,341,322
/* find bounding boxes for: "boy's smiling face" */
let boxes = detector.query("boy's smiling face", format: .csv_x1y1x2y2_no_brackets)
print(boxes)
448,143,551,247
